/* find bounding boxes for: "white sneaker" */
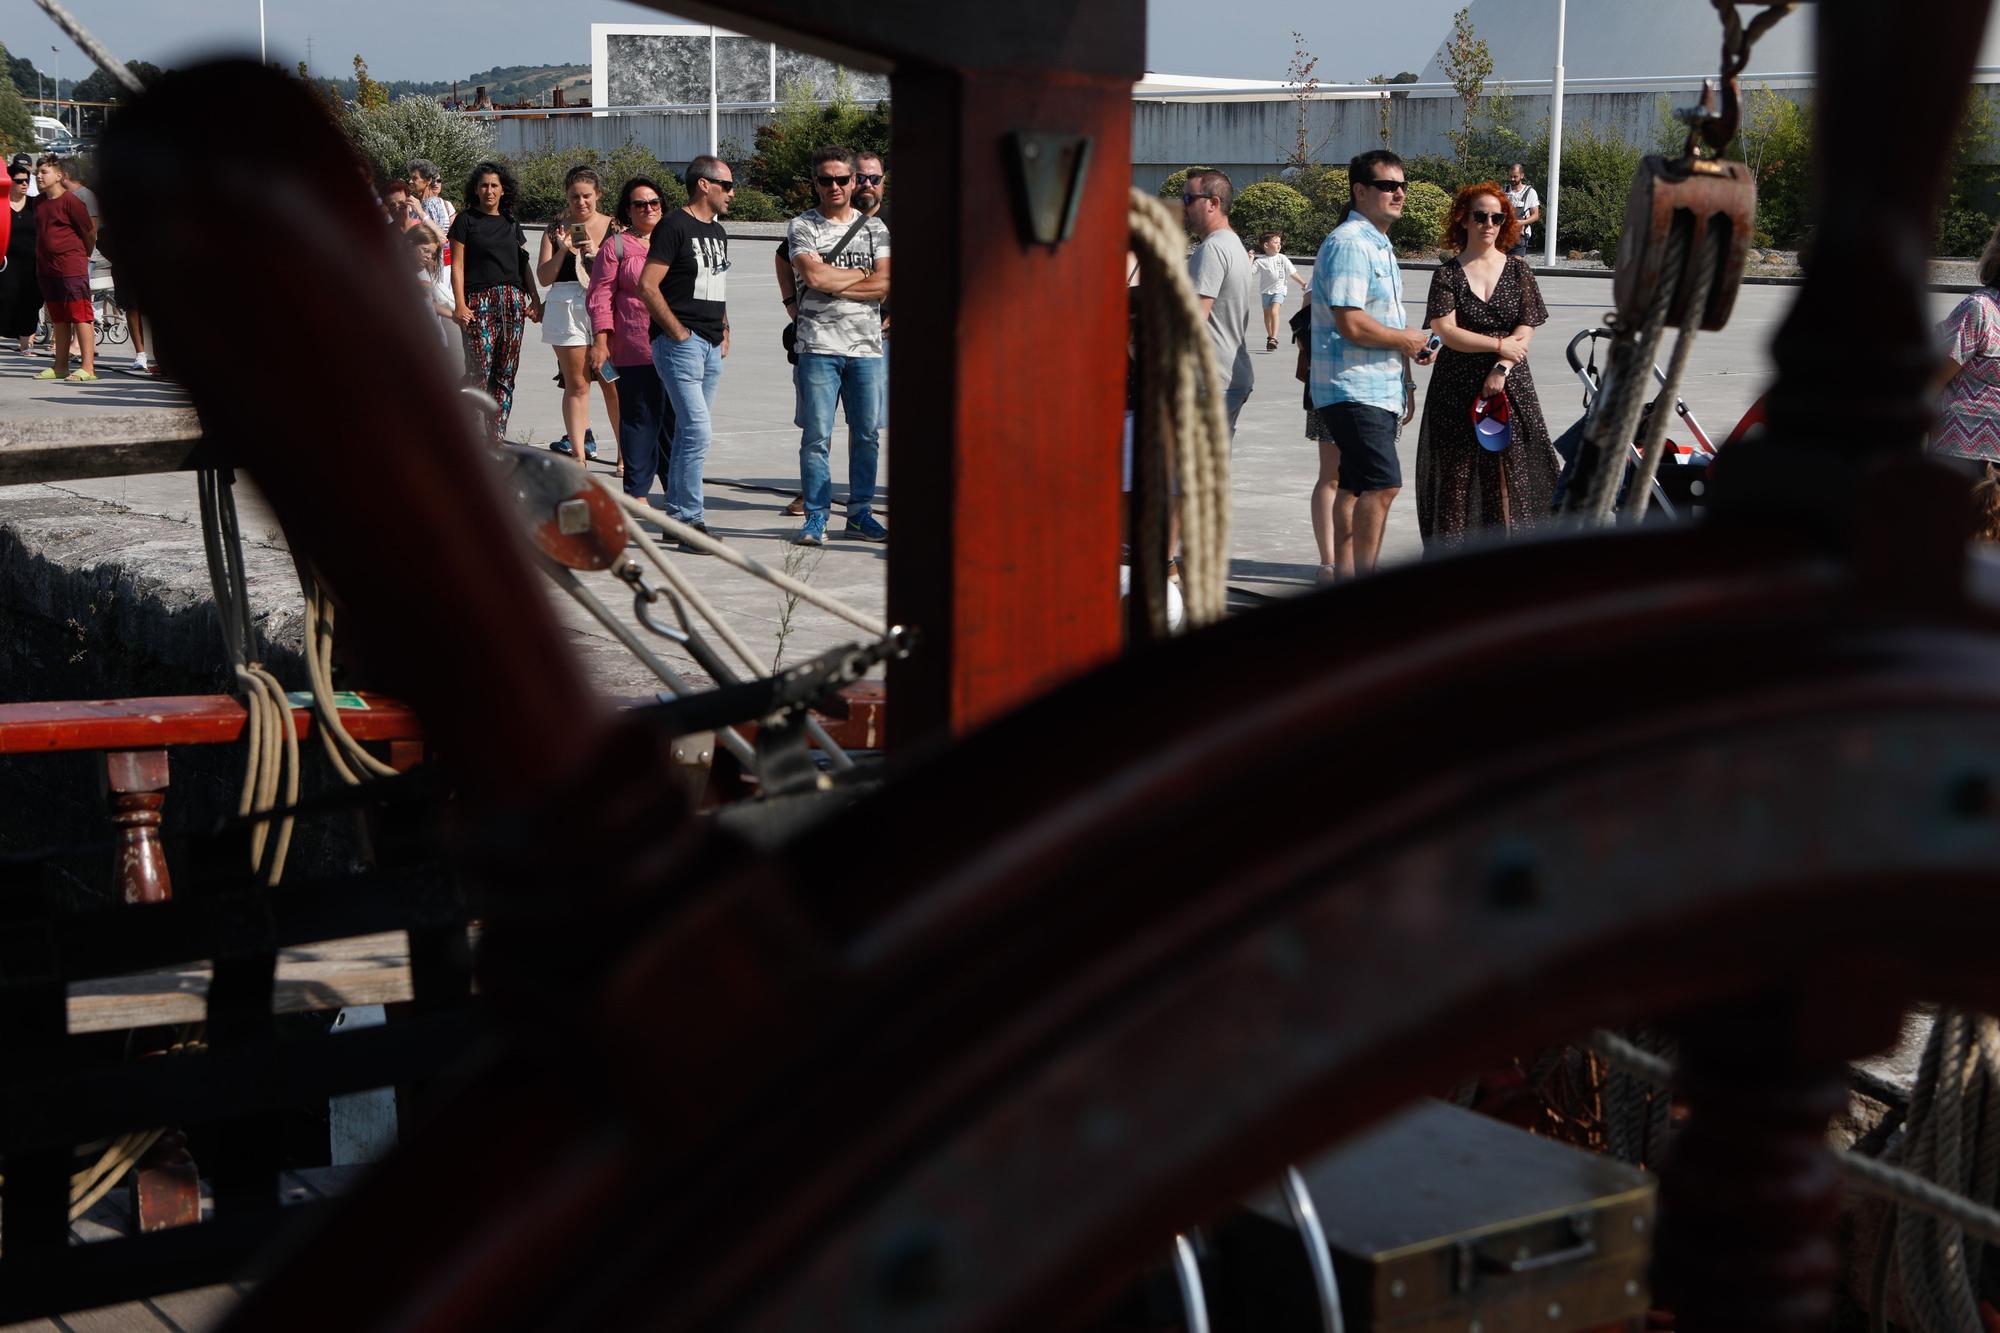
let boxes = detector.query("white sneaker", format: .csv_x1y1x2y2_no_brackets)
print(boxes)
130,354,149,372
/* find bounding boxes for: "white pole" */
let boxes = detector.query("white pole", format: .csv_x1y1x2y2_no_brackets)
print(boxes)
1543,0,1567,265
259,0,267,65
708,25,719,157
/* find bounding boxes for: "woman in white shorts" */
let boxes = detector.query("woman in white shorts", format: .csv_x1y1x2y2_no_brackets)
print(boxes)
535,165,620,468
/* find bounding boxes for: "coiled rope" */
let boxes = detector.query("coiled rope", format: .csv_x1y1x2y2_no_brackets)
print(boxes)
295,561,399,785
1589,1022,2000,1333
1127,188,1232,626
198,469,298,885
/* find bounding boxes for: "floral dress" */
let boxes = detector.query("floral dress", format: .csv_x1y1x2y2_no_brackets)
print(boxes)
1414,256,1560,551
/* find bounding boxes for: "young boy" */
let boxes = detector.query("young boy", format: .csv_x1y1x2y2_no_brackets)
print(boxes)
1252,231,1308,350
32,155,96,383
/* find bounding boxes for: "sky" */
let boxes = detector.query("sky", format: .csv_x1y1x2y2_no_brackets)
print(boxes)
0,0,1464,91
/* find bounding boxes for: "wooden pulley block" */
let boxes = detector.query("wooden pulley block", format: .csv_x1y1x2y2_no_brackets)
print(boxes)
1612,155,1756,333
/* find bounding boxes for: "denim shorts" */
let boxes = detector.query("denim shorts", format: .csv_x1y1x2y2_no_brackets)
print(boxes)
1317,401,1402,494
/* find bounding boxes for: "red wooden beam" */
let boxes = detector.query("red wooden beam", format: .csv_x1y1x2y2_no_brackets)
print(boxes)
0,686,884,755
630,0,1145,746
0,693,422,754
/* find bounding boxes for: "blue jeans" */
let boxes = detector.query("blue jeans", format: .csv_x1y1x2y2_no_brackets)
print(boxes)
614,359,676,501
795,352,884,521
654,331,723,523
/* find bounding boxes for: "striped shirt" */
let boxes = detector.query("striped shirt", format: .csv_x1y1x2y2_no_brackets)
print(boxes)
1310,214,1406,414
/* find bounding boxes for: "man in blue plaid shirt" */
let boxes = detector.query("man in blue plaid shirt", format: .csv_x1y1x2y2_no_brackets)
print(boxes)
1310,149,1433,581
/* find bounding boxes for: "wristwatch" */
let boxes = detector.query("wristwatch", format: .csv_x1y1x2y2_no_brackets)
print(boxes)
1492,361,1512,377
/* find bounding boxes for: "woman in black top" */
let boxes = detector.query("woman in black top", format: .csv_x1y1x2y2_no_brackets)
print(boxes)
0,162,38,351
448,161,541,441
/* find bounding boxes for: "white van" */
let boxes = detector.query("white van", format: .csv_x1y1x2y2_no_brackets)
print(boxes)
30,116,77,152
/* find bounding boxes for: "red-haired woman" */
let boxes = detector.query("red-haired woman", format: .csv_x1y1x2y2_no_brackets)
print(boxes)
1414,181,1558,550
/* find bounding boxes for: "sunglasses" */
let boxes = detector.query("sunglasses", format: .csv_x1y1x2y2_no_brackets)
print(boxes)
1469,209,1507,225
1361,178,1407,193
1182,192,1212,206
816,173,853,187
693,175,736,192
7,175,25,184
629,197,664,210
854,172,884,185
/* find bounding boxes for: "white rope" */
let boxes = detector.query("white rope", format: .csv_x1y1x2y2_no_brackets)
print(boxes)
614,494,887,638
1570,224,1688,522
1621,224,1724,525
1127,188,1232,626
298,568,399,784
30,0,142,96
1589,1025,2000,1292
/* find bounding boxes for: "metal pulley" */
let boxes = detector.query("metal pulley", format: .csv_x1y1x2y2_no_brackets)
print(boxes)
1611,154,1756,332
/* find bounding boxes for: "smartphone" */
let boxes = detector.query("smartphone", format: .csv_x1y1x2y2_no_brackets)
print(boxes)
596,360,620,383
1421,332,1443,361
570,222,589,247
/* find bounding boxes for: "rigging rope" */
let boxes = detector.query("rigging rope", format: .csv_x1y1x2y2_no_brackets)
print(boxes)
1128,189,1232,626
1591,1023,2000,1333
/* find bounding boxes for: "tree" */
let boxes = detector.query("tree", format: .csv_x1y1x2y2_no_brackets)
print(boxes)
3,46,37,102
1441,7,1494,172
1283,32,1322,169
347,94,496,195
352,54,388,112
1364,71,1420,149
73,61,163,106
749,71,890,211
0,63,31,157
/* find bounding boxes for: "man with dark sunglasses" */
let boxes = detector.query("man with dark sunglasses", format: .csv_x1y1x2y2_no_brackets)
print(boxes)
1307,148,1433,581
786,144,891,546
1181,168,1258,438
639,153,734,543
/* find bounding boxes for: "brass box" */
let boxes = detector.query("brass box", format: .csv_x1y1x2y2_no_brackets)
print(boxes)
1240,1099,1654,1332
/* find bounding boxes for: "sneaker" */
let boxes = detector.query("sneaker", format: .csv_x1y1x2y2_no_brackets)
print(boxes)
676,519,717,554
33,368,65,381
131,354,149,372
784,494,805,517
584,429,598,460
842,513,888,543
549,436,572,455
68,370,99,382
794,514,827,546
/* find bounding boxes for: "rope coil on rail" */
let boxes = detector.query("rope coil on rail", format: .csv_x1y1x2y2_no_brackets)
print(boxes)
1128,188,1232,627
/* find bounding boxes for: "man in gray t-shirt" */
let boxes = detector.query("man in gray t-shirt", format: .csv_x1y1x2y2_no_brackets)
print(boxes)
1182,169,1258,434
788,145,892,546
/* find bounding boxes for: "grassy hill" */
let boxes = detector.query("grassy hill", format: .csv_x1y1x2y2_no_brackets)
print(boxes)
317,63,593,106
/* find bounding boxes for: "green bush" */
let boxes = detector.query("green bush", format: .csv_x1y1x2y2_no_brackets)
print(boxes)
1230,180,1309,247
1403,153,1459,193
749,73,890,213
1156,166,1216,203
1286,164,1349,251
1391,180,1453,253
729,184,786,222
346,95,496,192
1549,120,1641,256
503,140,671,224
1938,207,1995,258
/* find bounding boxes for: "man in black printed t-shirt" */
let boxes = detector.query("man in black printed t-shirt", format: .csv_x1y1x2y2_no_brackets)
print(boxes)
639,153,734,539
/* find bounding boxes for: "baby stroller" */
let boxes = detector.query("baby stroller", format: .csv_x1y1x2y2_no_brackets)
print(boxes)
1553,326,1728,519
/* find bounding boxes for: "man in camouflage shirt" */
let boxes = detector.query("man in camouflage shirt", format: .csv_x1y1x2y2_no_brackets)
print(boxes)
788,144,891,546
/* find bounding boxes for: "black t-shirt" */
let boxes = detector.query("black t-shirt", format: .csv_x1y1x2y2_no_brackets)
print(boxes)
646,208,729,345
447,210,527,293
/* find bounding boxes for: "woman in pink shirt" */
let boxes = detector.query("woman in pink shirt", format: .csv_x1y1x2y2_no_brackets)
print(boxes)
588,176,675,502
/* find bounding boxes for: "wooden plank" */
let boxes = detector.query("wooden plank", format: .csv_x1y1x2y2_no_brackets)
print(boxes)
0,412,211,486
66,931,434,1034
0,695,421,755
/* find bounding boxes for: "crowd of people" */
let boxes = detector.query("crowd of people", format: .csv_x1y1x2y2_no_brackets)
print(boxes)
385,145,892,551
1156,152,1557,586
0,152,151,384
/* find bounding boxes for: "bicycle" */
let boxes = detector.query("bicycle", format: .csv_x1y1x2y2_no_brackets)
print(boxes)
93,299,128,347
